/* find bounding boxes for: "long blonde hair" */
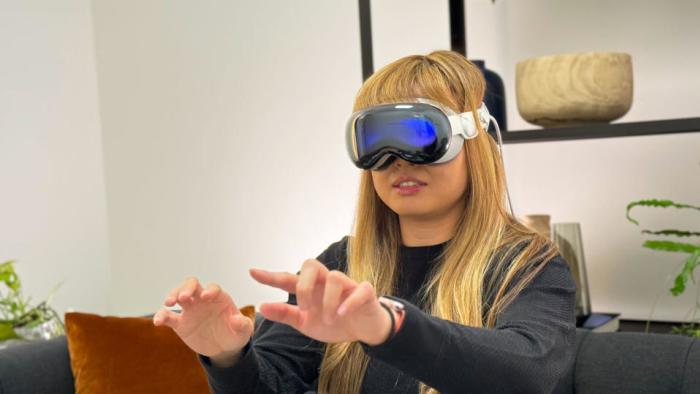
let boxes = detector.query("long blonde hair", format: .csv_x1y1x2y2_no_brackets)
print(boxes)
317,50,560,394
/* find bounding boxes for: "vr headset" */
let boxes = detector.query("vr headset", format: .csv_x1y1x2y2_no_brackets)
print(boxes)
345,98,499,171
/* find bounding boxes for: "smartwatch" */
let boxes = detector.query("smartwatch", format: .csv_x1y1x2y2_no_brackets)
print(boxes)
378,296,406,338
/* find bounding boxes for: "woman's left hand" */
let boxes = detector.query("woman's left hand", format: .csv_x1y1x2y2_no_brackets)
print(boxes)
249,259,391,345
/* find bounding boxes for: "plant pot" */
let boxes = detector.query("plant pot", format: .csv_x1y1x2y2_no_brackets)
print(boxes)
13,318,64,341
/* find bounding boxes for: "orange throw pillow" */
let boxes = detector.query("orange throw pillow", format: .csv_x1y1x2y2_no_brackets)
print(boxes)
65,305,256,394
239,305,256,327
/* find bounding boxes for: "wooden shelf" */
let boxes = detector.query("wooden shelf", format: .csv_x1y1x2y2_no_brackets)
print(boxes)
500,117,700,144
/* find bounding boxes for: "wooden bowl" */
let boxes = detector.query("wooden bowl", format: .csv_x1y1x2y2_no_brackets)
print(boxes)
516,52,633,127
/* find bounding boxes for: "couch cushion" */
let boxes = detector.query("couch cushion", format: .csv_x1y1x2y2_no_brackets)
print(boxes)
575,330,698,393
0,336,74,394
682,338,700,392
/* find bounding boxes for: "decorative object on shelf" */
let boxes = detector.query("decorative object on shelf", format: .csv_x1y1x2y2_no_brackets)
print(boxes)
551,223,593,319
520,214,551,239
471,59,507,133
626,198,700,338
0,260,65,347
551,223,622,331
516,51,633,127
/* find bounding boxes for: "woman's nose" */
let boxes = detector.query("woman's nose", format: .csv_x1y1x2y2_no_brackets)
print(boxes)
393,157,415,168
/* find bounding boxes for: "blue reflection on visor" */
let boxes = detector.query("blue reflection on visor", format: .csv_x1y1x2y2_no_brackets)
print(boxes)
362,117,437,150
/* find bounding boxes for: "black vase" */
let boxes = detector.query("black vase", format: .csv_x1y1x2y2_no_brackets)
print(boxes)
470,60,507,136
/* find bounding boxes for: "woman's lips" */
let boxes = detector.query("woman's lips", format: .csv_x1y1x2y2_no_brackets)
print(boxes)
393,184,425,196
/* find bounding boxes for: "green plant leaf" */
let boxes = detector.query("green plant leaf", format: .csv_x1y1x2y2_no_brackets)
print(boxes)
671,322,700,338
0,260,21,292
0,321,20,340
670,249,700,296
641,229,700,237
0,259,64,328
643,240,700,254
626,199,700,226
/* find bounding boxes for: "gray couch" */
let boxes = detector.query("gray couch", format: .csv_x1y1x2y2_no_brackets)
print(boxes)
1,313,699,393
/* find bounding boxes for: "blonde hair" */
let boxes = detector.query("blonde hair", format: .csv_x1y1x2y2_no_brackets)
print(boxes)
317,50,560,394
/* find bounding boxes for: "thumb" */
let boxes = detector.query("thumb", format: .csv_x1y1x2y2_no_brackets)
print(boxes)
153,308,181,329
229,312,254,334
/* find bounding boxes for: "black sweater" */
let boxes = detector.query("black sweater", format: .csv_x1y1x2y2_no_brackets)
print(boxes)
197,235,577,393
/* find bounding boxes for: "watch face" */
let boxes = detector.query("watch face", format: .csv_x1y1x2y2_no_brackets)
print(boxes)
379,296,405,311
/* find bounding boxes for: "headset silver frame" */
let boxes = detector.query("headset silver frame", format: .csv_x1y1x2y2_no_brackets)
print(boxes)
346,98,491,170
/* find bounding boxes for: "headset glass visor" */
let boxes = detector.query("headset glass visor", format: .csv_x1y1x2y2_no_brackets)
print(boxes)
346,98,487,170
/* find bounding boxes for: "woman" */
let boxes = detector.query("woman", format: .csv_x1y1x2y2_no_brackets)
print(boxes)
154,50,577,394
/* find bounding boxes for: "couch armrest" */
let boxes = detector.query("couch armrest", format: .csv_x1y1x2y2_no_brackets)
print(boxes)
0,336,74,394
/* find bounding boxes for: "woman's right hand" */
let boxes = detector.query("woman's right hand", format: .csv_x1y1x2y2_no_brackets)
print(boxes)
153,277,254,359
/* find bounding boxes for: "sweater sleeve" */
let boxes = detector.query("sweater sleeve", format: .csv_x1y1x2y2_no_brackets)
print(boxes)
196,236,349,394
359,254,577,394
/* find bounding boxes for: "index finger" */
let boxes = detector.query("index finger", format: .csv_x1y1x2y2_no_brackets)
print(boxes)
296,259,328,311
249,269,298,294
164,277,198,306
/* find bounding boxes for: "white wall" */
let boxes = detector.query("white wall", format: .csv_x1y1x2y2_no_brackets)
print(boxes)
91,1,363,316
465,0,700,320
0,1,110,316
4,0,698,323
371,0,450,70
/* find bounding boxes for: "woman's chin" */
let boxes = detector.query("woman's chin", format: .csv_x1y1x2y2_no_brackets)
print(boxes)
389,203,433,218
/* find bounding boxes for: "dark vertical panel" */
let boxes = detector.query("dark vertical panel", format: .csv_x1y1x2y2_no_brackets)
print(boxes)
449,0,466,56
358,0,374,80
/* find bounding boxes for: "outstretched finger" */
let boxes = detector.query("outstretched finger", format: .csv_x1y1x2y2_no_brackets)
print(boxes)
297,259,328,311
177,277,203,306
322,270,355,325
249,269,298,294
337,281,376,317
200,283,237,309
259,302,303,330
164,286,181,307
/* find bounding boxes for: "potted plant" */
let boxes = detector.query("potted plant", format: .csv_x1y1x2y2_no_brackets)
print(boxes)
0,260,65,345
626,199,700,337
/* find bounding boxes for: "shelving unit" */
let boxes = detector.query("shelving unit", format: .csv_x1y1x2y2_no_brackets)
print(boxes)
357,0,700,143
501,117,700,144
